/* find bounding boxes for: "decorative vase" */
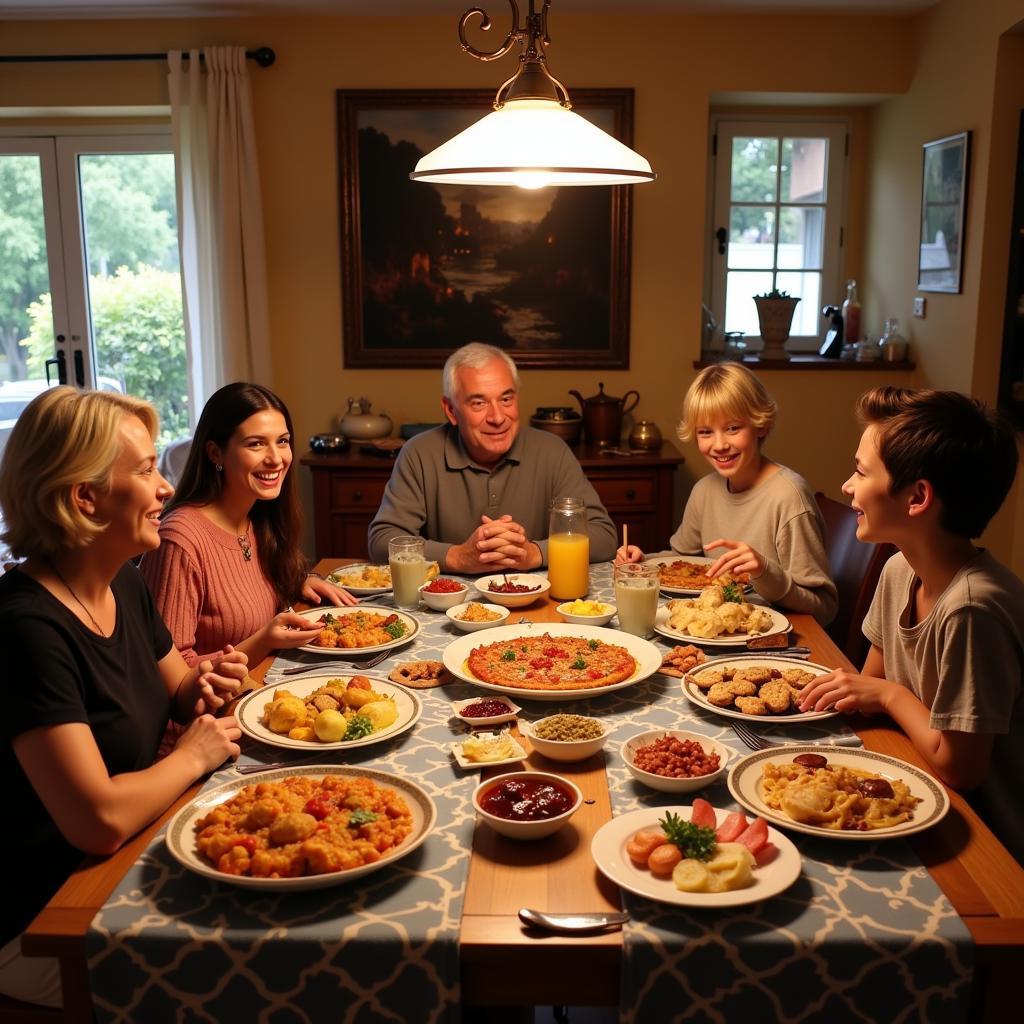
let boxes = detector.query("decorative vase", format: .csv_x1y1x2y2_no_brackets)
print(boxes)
753,297,800,361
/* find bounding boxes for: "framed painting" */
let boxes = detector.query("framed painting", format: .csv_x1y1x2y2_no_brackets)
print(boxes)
917,131,971,294
337,88,635,369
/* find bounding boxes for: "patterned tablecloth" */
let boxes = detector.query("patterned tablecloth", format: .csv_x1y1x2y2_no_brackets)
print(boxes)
86,563,973,1023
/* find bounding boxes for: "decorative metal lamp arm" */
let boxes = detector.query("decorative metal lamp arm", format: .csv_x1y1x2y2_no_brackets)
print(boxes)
458,0,571,111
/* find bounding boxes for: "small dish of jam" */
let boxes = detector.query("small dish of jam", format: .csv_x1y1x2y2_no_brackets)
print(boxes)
450,695,522,727
473,771,582,840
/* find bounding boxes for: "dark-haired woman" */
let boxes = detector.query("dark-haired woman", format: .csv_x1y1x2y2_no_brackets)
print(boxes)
140,382,356,676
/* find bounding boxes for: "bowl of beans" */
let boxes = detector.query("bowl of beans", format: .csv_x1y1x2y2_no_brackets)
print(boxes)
419,577,469,610
450,695,522,726
473,771,582,840
621,729,728,793
522,714,610,762
475,573,551,609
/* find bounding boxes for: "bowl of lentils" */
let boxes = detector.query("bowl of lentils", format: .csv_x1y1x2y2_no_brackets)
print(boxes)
522,714,610,762
621,729,728,792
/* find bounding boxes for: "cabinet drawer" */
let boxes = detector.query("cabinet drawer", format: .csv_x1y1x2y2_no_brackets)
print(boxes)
592,476,655,508
329,476,386,510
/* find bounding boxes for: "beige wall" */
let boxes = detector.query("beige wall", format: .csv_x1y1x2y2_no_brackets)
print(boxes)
1,6,1020,567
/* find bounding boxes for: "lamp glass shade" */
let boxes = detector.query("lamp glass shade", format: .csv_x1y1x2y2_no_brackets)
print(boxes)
410,99,655,188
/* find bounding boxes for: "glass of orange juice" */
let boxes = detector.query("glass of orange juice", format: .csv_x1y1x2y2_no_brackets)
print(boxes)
547,497,590,600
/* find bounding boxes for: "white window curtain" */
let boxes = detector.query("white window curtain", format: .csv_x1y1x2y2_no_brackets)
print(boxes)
168,47,272,417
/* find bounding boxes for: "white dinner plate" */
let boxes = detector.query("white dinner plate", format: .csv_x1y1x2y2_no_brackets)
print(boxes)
442,622,662,702
727,745,950,840
653,603,791,648
682,655,840,723
591,804,801,908
326,562,392,595
165,764,436,891
450,731,529,770
293,604,421,655
235,674,422,751
644,554,753,597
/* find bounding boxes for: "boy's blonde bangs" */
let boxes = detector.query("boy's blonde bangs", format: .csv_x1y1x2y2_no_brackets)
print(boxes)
0,387,159,561
677,364,777,442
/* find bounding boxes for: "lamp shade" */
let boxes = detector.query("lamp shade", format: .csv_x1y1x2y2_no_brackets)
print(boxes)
410,99,656,189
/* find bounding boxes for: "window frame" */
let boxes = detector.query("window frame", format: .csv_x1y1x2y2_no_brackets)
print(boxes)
706,114,850,353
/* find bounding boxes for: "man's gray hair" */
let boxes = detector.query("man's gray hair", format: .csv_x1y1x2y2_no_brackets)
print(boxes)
442,343,519,402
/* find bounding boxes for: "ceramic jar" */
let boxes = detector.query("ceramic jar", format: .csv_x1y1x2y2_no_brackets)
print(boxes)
339,398,392,440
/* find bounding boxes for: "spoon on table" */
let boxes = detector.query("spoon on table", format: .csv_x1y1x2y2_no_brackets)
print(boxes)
518,908,630,934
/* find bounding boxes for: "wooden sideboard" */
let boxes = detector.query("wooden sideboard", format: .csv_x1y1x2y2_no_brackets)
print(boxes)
301,440,684,559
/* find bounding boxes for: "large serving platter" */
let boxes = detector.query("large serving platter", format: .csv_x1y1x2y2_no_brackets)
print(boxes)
293,605,421,655
644,554,752,597
682,654,840,723
326,562,392,595
442,622,661,702
235,674,422,751
728,745,950,840
165,765,436,891
591,805,801,908
653,603,790,648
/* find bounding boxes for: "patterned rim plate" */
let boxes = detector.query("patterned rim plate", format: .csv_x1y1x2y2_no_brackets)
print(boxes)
235,674,422,751
326,562,392,595
682,654,840,723
165,764,437,891
654,603,791,648
591,805,801,908
644,554,753,597
293,604,421,655
727,745,951,840
441,622,662,702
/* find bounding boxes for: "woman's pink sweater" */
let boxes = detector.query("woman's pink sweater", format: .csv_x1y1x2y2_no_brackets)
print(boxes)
139,504,279,666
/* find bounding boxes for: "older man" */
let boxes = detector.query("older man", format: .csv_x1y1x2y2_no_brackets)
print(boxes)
368,343,617,574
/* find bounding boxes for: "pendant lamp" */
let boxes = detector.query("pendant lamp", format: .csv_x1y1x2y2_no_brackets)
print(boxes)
411,0,655,189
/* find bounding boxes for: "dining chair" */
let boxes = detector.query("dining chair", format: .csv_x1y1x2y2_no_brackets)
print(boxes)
814,491,897,668
0,993,62,1023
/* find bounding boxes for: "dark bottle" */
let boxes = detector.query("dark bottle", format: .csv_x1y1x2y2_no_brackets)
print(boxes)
819,305,844,358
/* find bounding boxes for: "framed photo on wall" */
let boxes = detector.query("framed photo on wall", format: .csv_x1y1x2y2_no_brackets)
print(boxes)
917,131,971,294
337,88,635,369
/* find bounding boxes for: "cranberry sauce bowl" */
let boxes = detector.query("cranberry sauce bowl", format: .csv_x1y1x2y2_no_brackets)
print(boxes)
472,771,582,840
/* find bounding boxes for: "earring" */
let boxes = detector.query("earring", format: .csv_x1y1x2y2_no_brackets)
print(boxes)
215,464,223,472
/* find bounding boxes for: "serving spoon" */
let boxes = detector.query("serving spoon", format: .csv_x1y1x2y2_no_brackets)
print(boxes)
518,908,630,934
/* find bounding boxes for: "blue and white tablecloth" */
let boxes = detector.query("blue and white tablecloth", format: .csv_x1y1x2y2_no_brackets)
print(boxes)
86,563,972,1023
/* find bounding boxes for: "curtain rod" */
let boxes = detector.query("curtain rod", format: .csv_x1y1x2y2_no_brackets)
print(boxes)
0,46,276,67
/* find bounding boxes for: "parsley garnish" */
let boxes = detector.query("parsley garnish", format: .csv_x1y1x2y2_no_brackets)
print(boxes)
347,809,379,827
721,581,743,604
384,620,407,639
571,655,587,670
587,639,599,650
322,612,336,625
501,649,516,661
659,811,717,861
344,714,374,740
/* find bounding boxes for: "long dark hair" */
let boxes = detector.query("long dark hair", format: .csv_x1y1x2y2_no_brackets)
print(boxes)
166,382,305,608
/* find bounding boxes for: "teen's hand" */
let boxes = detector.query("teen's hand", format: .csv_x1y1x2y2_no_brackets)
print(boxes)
703,538,766,580
798,668,897,716
177,713,241,773
301,575,359,607
614,544,644,566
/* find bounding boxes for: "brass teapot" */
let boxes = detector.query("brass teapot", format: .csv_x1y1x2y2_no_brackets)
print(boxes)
568,383,640,448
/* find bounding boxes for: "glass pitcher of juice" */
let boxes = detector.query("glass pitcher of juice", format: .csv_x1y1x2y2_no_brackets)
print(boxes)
547,496,590,600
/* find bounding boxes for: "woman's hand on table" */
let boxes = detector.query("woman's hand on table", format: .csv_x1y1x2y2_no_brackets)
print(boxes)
177,713,242,773
703,538,766,580
261,611,325,650
614,544,644,565
301,574,358,607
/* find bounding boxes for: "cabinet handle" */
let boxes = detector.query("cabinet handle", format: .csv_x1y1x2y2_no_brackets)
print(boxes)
625,488,636,500
353,490,363,502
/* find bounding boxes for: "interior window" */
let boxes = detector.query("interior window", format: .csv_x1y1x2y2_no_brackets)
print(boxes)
708,117,848,352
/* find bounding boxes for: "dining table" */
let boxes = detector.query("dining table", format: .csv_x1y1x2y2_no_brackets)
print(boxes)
21,559,1023,1023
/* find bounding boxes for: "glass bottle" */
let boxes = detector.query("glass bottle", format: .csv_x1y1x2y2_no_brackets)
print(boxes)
842,280,861,344
547,496,589,600
879,318,908,361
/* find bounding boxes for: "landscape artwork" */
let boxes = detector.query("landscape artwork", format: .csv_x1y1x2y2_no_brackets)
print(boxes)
338,89,634,368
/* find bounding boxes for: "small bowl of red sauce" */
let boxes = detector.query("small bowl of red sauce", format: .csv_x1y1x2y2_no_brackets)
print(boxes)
475,573,551,609
419,577,469,610
450,695,522,726
473,771,582,840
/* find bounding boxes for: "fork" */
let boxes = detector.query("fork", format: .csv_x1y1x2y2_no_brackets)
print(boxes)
730,720,780,751
280,649,391,675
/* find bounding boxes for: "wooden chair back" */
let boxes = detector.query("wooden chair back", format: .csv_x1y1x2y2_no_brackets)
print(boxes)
814,491,896,668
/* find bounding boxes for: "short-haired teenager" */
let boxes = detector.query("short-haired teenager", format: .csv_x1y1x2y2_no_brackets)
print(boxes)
616,362,837,624
799,386,1023,860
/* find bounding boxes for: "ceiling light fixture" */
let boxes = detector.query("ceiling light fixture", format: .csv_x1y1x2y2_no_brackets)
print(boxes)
411,0,656,190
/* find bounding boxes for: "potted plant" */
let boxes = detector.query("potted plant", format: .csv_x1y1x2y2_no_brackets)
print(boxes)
753,289,801,360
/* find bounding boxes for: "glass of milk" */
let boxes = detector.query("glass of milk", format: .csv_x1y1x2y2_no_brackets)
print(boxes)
388,536,427,609
613,562,659,637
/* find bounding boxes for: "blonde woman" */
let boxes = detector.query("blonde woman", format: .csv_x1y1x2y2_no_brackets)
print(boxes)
616,363,837,624
0,387,244,1009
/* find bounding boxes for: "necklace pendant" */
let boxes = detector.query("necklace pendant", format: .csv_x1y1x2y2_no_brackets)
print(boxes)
238,535,253,561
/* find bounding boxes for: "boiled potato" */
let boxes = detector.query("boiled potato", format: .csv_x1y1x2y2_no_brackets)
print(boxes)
314,708,348,742
705,843,755,892
360,699,398,731
672,859,710,893
288,726,316,742
267,697,307,734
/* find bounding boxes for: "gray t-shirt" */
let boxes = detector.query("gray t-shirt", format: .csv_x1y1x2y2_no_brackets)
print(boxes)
367,425,617,568
669,465,837,625
864,550,1024,861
